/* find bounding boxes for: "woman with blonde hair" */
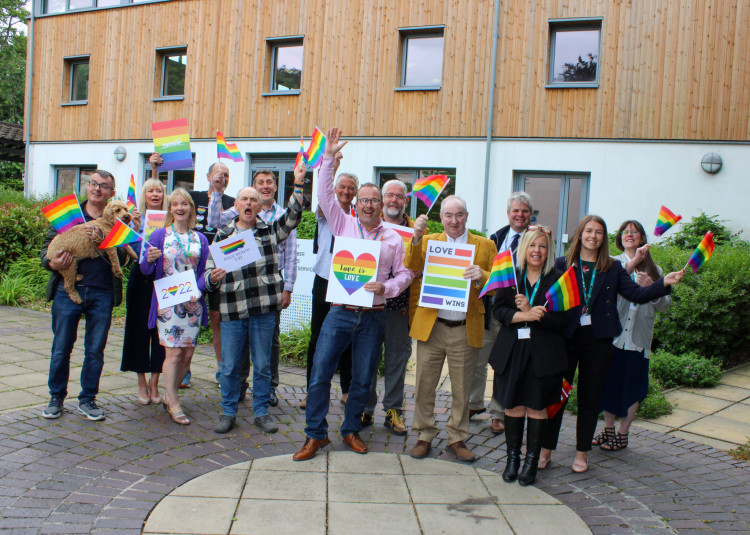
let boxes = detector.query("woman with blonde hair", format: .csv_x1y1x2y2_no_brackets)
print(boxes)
141,188,210,425
121,177,168,404
490,225,570,486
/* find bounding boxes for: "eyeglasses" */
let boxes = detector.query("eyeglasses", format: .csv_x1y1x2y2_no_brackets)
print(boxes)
358,198,382,206
622,230,641,236
88,179,113,192
527,225,551,235
384,193,406,200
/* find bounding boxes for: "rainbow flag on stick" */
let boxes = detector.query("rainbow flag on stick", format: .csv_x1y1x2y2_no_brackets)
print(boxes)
126,174,137,212
41,194,86,233
409,174,450,213
99,219,143,249
152,118,193,171
545,266,582,311
686,232,715,273
546,379,574,418
478,249,517,298
300,127,326,168
654,205,682,236
294,136,306,168
216,130,244,162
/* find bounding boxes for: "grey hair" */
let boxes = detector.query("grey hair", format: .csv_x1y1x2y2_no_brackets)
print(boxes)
506,191,533,214
381,179,408,198
359,182,382,199
335,172,359,189
92,169,114,186
440,195,467,215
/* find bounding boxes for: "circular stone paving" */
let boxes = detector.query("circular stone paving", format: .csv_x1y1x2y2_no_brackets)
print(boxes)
142,452,591,535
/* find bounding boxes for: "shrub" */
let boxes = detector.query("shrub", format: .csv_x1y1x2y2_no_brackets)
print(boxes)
666,212,736,249
297,211,316,240
279,323,311,366
0,192,50,272
649,350,722,389
0,275,34,306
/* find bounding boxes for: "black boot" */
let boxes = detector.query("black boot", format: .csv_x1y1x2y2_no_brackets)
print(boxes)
518,417,548,486
502,416,524,482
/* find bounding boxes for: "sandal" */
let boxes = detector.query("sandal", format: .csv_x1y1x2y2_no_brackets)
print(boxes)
572,452,588,473
600,432,628,451
592,426,615,447
538,451,552,470
162,394,190,425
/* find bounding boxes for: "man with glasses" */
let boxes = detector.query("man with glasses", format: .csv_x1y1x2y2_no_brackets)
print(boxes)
41,170,136,421
406,195,498,462
469,192,533,435
293,128,413,461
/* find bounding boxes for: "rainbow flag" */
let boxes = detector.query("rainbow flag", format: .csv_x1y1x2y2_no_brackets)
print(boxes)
478,249,516,298
220,239,245,254
217,130,244,162
410,174,450,210
545,266,582,311
152,118,193,171
294,136,306,168
381,221,414,246
41,194,86,233
99,219,142,249
654,205,682,236
303,127,326,168
546,379,574,418
687,232,715,273
126,174,137,212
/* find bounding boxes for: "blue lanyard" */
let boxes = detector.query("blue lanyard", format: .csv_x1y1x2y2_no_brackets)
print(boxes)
579,261,597,310
171,225,193,258
523,272,541,305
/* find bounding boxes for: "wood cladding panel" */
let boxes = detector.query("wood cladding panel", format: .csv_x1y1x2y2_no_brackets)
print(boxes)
28,0,750,142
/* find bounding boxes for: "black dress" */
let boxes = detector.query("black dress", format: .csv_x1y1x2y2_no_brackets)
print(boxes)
121,244,165,374
489,269,570,411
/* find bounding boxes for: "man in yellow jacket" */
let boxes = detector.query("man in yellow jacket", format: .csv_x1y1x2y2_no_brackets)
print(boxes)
405,196,498,462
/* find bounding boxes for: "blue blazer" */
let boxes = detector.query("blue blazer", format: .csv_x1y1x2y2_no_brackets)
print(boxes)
553,256,671,340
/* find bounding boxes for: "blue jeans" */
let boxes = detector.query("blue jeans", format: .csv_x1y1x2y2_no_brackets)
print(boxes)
49,284,114,402
220,312,276,417
305,306,385,440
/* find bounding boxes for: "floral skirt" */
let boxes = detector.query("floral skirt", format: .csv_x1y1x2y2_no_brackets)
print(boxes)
157,300,203,348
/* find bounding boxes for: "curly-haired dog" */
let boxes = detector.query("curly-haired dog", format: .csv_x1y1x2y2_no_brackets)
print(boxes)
46,200,138,304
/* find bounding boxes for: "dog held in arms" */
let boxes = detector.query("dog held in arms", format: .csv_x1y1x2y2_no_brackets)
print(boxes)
46,200,138,304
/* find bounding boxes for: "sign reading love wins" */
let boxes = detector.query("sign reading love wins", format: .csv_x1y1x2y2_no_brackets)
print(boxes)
326,236,382,307
153,269,201,309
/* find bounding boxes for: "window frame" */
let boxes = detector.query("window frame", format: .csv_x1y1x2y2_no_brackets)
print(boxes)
396,25,445,91
40,0,167,15
375,167,456,223
247,154,314,212
264,36,304,96
61,55,90,106
54,166,97,197
141,153,196,194
546,17,602,89
154,46,187,101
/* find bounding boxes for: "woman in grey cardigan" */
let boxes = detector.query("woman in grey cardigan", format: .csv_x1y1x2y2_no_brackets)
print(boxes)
594,220,671,451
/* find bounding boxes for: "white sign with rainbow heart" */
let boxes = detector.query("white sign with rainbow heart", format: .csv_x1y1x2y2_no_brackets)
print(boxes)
153,269,201,309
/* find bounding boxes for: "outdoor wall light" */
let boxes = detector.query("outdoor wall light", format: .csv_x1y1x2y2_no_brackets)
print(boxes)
114,146,127,162
700,152,722,174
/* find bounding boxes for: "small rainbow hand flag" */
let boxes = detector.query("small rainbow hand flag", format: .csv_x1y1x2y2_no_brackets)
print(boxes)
126,174,137,212
294,136,306,168
654,205,682,236
302,127,326,168
687,232,715,273
41,194,86,233
545,266,582,311
99,219,142,249
409,174,450,211
217,130,244,162
478,249,516,298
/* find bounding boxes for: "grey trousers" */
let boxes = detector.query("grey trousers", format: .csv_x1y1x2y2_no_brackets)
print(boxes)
366,308,412,414
468,317,505,420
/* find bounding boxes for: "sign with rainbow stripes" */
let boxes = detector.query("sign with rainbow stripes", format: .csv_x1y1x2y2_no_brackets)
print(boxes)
326,236,382,307
152,118,193,172
41,194,85,234
208,229,261,272
381,221,414,246
418,240,475,312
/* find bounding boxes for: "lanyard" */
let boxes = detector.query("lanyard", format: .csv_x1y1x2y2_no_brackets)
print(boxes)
262,205,278,224
523,272,541,305
357,221,383,241
171,225,193,258
579,261,596,310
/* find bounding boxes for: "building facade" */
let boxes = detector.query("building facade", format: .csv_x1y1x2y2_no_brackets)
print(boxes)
26,0,750,251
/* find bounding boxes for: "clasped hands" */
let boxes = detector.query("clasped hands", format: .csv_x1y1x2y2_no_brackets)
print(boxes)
515,294,546,322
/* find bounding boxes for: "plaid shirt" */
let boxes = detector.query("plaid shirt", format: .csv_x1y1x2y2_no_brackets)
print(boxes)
260,202,298,292
205,195,304,321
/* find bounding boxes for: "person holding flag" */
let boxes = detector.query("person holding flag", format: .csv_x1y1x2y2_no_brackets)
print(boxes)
489,225,571,486
542,215,685,473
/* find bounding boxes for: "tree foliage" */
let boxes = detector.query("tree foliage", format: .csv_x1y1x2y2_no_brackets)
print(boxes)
0,0,28,124
559,53,597,82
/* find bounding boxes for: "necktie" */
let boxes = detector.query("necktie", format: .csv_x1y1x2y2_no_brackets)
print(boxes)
208,192,221,228
510,233,520,252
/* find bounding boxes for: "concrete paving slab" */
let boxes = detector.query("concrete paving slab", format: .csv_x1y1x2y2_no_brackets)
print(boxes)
480,474,560,505
328,503,420,535
680,383,749,402
714,403,750,425
142,496,236,534
719,372,750,389
681,415,750,445
646,407,705,428
329,450,402,474
0,371,49,389
0,389,45,411
502,504,592,534
416,503,514,535
226,461,252,471
328,472,411,503
728,364,750,377
400,454,479,475
231,499,326,535
252,454,326,472
665,390,735,413
171,467,246,498
241,470,326,501
406,474,491,504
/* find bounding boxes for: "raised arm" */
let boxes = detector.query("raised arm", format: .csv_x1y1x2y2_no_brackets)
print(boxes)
316,127,349,235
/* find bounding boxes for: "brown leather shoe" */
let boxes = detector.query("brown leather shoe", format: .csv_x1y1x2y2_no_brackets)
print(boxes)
447,441,476,462
468,407,486,418
342,432,368,454
292,437,331,461
409,440,432,459
490,418,505,435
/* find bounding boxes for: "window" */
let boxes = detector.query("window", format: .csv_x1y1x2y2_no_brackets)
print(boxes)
547,19,601,87
376,167,456,223
41,0,165,14
397,26,444,90
266,37,303,94
513,171,590,256
62,56,89,104
142,153,196,193
248,155,314,211
155,47,187,99
55,167,96,196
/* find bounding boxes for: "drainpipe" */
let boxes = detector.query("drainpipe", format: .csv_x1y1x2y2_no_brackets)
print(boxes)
23,4,35,196
481,0,501,233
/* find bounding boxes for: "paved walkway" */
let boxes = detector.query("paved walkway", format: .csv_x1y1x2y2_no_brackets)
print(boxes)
0,306,749,534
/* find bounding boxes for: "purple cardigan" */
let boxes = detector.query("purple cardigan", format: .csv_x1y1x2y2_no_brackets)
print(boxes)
140,227,210,330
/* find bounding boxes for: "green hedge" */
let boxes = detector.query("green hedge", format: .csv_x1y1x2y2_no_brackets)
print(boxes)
649,350,722,389
0,188,51,273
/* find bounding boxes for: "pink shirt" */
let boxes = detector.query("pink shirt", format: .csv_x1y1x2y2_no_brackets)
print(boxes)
318,155,414,305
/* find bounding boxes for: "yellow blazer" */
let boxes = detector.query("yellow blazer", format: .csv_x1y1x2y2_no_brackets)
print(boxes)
405,232,498,348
